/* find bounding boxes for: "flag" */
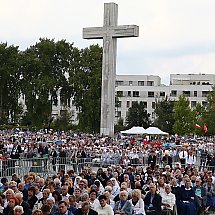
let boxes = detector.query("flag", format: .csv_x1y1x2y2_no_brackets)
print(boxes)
195,124,201,129
204,123,208,133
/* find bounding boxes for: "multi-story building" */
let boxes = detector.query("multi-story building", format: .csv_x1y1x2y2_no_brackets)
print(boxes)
19,73,215,125
115,74,215,124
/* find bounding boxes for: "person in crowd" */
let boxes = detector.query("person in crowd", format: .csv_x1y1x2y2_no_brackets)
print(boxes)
13,205,24,215
3,196,19,215
68,195,77,214
27,187,38,212
89,190,99,211
179,148,188,168
110,178,120,199
54,200,73,215
4,189,15,208
114,191,132,215
204,177,215,214
104,191,115,209
144,183,162,215
74,201,98,215
15,193,30,215
40,204,51,215
32,209,42,215
129,189,145,215
96,195,114,215
18,183,28,201
193,178,206,215
160,184,176,215
179,180,196,215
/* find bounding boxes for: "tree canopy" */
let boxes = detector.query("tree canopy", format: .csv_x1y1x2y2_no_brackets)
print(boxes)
126,101,151,128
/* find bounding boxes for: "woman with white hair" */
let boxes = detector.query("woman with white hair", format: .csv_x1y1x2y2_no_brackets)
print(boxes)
114,191,132,215
14,205,24,215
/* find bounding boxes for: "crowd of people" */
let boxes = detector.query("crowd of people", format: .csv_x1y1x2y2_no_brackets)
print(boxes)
0,129,214,215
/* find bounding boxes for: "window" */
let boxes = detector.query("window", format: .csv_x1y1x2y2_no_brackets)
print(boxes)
140,101,147,108
126,101,130,108
133,91,140,97
138,81,144,86
152,102,155,109
115,101,121,108
148,91,154,98
116,81,124,86
171,90,177,97
202,91,209,97
128,91,131,97
117,91,123,97
60,110,67,116
115,111,121,117
191,101,196,108
147,81,154,86
132,101,137,107
194,91,197,97
183,91,190,97
151,112,155,119
129,81,133,86
160,92,165,97
202,101,207,107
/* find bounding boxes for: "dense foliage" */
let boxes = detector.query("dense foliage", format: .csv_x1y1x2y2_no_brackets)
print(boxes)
0,40,102,132
0,39,215,134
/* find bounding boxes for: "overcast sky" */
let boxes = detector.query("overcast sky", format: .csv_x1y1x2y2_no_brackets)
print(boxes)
1,0,215,84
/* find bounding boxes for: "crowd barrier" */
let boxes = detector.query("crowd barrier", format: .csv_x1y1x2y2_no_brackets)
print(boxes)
0,152,214,180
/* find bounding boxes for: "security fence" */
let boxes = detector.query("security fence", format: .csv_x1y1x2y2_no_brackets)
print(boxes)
0,153,214,179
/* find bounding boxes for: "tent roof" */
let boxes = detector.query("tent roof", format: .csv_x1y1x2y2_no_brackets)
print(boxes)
121,126,146,134
145,127,169,135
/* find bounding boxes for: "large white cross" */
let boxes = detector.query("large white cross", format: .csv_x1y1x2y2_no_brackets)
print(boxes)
83,2,139,136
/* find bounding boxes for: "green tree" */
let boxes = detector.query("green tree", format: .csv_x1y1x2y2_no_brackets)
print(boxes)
126,101,151,128
154,97,175,134
69,44,102,132
192,103,205,135
21,38,75,128
0,43,22,125
173,95,194,135
204,86,215,134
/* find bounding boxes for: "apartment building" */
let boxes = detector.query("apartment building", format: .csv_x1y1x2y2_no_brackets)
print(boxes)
115,74,215,123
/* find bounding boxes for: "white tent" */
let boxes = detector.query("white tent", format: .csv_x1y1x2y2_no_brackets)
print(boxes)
121,126,146,134
145,127,169,135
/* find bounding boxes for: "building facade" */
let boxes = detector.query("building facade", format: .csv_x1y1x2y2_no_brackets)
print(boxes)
115,74,215,124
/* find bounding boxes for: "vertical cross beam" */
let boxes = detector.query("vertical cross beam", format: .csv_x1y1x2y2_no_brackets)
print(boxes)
83,3,139,136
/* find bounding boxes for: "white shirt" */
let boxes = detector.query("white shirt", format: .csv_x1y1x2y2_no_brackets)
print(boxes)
179,150,188,159
96,204,114,215
161,192,176,211
129,198,146,215
186,155,196,165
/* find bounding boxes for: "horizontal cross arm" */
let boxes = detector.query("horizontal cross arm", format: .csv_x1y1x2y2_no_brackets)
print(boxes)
83,27,104,39
112,25,139,38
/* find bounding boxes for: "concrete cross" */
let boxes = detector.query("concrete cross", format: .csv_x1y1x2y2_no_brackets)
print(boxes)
83,2,139,136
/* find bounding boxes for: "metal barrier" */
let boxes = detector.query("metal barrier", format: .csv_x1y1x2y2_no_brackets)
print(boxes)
1,153,214,179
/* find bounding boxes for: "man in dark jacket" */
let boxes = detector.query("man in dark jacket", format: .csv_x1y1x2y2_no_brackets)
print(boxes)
75,201,98,215
147,151,157,170
144,183,162,215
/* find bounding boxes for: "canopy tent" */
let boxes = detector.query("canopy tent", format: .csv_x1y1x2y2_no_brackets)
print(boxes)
121,126,146,134
145,127,169,135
